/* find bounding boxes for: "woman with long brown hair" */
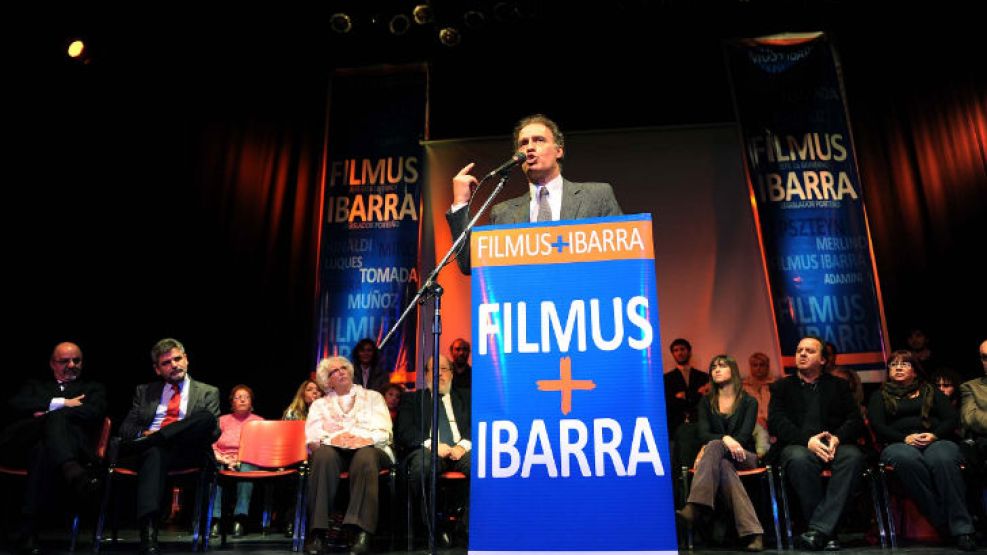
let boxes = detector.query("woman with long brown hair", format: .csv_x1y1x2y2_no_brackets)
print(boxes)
676,355,763,551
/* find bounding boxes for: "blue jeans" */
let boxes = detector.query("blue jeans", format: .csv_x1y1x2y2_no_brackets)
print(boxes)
212,462,257,517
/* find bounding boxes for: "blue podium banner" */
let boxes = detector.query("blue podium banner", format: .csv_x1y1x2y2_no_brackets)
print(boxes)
469,214,677,554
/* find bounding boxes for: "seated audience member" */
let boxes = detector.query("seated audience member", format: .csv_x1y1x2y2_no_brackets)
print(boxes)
825,342,864,408
379,383,403,423
931,367,963,408
449,338,472,389
351,338,390,392
397,355,471,547
768,336,864,551
742,352,774,458
677,355,763,552
119,338,220,555
906,328,939,375
305,356,393,555
664,338,710,472
959,340,987,480
867,350,976,551
278,379,322,538
210,385,264,538
282,379,322,421
0,342,107,555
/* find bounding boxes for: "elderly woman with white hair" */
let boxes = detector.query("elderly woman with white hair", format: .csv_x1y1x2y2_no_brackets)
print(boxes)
305,356,394,554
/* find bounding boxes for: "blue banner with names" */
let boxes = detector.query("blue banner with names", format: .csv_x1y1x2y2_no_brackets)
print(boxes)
315,67,425,381
725,33,889,375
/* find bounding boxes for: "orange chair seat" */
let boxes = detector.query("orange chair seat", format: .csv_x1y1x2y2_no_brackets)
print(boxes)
218,468,298,479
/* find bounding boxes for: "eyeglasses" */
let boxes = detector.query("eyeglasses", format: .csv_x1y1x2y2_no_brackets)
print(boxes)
158,355,185,368
53,357,82,365
889,361,912,369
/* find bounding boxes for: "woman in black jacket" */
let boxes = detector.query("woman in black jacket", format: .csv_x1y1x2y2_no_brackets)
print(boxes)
867,350,976,551
676,355,763,551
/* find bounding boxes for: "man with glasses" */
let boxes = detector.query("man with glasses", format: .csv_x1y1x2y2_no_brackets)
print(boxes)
1,341,107,555
397,355,471,547
119,338,220,555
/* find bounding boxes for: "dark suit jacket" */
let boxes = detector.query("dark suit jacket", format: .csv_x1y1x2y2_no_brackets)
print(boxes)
767,373,862,462
1,377,107,463
445,179,623,274
355,364,390,393
396,388,471,455
8,377,107,425
119,377,220,441
663,368,710,433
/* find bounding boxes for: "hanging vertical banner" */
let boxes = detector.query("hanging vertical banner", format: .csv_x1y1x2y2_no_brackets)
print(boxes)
469,215,676,554
725,33,889,379
315,67,426,382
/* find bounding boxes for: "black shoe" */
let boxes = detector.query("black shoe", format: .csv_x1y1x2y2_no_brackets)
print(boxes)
139,515,160,555
232,519,245,538
350,529,372,554
795,529,829,551
956,533,977,552
303,529,325,555
823,537,841,551
16,533,42,555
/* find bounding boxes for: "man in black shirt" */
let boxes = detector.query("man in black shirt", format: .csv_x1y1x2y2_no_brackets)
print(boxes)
768,336,864,551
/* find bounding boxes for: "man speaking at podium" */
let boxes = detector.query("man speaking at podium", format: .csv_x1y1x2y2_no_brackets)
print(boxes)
445,114,623,275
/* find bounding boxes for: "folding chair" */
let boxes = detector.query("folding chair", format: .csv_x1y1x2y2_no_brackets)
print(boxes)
93,437,212,553
0,416,110,552
678,464,782,550
203,420,308,551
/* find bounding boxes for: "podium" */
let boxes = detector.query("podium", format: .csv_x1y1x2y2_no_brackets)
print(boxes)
467,214,678,554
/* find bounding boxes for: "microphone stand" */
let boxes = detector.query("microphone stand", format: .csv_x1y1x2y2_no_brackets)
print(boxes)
380,173,511,555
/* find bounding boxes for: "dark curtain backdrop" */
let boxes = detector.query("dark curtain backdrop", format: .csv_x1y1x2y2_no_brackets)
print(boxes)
840,32,987,378
7,33,331,426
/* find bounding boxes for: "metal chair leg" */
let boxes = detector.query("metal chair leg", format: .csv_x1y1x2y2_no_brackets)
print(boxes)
877,464,897,549
864,468,887,549
777,466,794,550
766,465,783,549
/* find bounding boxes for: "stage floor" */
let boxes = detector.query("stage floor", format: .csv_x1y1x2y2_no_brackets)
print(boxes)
1,527,980,554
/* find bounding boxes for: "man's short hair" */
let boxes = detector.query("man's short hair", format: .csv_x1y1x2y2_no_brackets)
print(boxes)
670,338,692,352
151,338,185,364
513,114,565,151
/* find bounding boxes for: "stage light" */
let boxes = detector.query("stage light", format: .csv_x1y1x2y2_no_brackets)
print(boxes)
463,10,486,30
389,13,411,36
412,4,433,25
67,39,85,59
329,13,353,34
438,27,461,47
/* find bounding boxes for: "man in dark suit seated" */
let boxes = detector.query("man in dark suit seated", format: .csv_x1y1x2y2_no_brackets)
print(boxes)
118,338,220,555
1,341,107,555
445,113,623,275
397,355,471,547
768,335,864,551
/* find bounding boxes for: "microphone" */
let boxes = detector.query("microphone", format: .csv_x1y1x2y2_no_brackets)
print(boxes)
483,151,527,180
